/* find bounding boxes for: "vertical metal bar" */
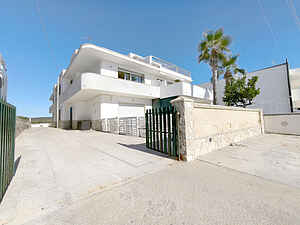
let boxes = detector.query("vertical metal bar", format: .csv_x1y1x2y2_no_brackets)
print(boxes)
159,108,163,152
163,107,167,153
167,107,171,156
3,104,7,193
145,110,149,148
12,107,16,174
9,107,13,181
0,102,3,200
155,109,159,151
149,109,152,149
152,109,155,150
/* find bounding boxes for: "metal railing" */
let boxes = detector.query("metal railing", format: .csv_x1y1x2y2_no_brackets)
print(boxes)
129,53,191,77
151,56,191,77
0,99,16,203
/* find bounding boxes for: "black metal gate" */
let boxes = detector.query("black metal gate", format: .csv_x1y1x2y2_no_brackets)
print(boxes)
145,106,178,157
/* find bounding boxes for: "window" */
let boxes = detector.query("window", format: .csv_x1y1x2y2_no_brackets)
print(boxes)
70,80,73,84
0,77,2,88
118,71,130,80
118,69,144,83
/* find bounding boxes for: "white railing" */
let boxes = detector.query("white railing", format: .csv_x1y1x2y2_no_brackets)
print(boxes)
128,53,191,77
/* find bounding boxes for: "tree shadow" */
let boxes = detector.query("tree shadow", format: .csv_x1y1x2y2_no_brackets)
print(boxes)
117,143,171,158
14,156,21,176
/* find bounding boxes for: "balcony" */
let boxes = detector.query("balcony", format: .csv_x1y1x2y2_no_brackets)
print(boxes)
160,82,211,100
128,53,191,78
62,73,161,103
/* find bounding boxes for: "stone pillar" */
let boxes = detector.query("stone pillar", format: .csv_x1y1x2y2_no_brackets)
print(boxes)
170,96,194,161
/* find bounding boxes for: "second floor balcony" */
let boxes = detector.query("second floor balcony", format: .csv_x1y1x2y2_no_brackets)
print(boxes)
61,73,211,104
62,73,161,103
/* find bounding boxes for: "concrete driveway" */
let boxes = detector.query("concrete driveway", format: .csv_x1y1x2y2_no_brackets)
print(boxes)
199,134,300,188
0,128,174,225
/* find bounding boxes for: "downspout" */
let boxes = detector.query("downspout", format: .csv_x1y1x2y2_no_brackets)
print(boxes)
286,58,294,113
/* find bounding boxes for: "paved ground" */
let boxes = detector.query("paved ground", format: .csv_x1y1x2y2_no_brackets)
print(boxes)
23,161,300,225
0,128,174,225
199,134,300,188
1,129,300,225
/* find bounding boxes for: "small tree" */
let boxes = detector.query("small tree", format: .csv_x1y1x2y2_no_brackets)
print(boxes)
223,74,260,108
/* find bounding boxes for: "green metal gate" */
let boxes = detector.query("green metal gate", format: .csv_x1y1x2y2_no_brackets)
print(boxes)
145,106,179,158
0,99,16,203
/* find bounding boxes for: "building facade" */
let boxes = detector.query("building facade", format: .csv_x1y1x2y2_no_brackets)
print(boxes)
49,44,211,131
0,54,8,102
199,61,300,114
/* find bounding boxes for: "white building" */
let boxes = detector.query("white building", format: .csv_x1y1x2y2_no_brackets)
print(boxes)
290,68,300,111
50,44,211,131
0,54,8,101
199,61,300,114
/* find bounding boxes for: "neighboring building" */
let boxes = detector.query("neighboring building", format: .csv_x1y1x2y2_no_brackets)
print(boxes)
0,54,8,101
49,44,211,131
199,61,300,114
290,68,300,111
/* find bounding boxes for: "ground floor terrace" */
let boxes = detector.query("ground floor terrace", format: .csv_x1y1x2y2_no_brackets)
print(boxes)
1,128,300,225
58,94,152,134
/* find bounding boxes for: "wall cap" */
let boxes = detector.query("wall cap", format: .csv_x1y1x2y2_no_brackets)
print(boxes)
193,103,263,113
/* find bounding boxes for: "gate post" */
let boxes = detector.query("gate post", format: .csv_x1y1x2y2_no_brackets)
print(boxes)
170,96,194,161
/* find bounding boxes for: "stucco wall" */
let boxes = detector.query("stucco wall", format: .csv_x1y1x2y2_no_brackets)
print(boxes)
264,113,300,135
171,96,264,161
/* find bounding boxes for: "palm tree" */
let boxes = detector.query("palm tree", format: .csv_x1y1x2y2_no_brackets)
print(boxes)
198,28,232,105
221,55,246,85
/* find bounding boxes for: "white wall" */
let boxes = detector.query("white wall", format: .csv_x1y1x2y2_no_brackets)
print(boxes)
82,73,161,99
89,94,152,120
264,113,300,135
100,61,118,78
210,64,292,114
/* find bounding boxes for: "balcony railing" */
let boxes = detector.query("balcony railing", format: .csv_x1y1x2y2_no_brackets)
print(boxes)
151,56,191,77
129,53,191,77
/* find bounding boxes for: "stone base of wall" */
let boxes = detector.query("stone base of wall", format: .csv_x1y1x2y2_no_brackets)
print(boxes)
91,117,146,137
185,126,261,161
16,117,31,137
58,120,71,129
91,120,101,131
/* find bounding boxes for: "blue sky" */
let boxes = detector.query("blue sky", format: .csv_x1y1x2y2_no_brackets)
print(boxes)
1,0,300,117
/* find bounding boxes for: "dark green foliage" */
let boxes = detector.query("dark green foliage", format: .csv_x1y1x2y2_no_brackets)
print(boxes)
223,75,260,108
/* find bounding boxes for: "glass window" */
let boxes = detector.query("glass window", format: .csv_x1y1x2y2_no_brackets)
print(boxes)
0,77,2,88
118,71,125,79
118,69,144,83
118,71,130,80
125,73,130,80
131,74,138,82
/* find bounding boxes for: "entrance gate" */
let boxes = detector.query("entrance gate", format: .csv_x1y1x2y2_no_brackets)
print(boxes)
145,106,179,158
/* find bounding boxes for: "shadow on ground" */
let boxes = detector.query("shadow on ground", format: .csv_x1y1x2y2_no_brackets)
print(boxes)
14,156,21,176
118,143,170,158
